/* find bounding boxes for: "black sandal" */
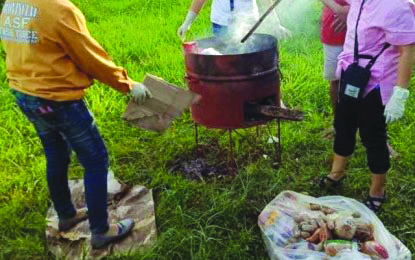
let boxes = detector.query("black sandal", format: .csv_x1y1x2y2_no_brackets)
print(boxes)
316,174,346,190
364,194,387,214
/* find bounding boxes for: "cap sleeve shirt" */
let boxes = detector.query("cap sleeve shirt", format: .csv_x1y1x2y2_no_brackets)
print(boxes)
337,0,415,105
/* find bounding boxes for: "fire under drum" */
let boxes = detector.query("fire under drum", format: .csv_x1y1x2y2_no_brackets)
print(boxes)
184,34,303,165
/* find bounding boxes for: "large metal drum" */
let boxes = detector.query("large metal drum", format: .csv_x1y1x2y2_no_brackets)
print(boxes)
184,34,280,129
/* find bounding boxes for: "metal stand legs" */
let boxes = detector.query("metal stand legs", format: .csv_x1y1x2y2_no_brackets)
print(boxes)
194,121,282,171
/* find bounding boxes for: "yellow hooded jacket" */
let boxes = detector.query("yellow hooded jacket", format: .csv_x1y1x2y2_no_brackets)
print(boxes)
0,0,134,101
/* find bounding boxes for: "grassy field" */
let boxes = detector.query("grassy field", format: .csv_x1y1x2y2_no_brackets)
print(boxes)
1,0,414,259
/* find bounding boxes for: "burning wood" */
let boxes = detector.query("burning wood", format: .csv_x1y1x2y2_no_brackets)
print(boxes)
248,105,304,121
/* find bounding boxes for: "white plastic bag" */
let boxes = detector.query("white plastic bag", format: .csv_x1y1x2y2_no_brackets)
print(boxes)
107,169,122,194
258,191,411,260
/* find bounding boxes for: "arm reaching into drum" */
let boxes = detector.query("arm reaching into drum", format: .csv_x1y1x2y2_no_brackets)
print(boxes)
178,0,208,40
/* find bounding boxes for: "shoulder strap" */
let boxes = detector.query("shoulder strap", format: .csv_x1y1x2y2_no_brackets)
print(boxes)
230,0,234,11
365,43,391,70
354,0,366,63
357,54,374,60
353,0,391,69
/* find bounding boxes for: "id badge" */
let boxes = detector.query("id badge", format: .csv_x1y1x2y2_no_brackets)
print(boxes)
344,84,360,99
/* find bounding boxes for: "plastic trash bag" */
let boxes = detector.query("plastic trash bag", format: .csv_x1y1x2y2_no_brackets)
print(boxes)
258,191,411,260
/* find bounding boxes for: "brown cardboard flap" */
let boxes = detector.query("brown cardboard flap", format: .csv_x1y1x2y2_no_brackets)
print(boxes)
123,74,199,131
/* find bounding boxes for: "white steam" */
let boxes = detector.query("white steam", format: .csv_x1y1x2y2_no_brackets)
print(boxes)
271,0,315,34
195,0,316,55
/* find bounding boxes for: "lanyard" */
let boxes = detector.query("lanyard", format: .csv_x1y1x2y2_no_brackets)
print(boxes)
230,0,234,11
353,0,390,69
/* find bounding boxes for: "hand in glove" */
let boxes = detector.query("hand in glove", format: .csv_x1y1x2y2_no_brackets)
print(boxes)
130,83,152,105
384,86,409,124
177,11,197,41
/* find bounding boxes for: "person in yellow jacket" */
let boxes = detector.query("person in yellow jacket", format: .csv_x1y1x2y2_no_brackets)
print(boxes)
0,0,150,248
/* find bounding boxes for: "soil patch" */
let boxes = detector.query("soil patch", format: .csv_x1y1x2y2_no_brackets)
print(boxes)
169,158,231,181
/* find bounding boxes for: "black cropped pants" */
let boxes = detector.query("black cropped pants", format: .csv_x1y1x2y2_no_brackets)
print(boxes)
334,88,390,174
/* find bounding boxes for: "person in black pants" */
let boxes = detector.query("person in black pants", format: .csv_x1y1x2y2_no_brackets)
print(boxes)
318,0,415,213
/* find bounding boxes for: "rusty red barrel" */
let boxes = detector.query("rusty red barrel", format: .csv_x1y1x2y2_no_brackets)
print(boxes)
184,34,280,129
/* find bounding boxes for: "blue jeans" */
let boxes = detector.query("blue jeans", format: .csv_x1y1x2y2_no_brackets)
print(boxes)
212,22,228,37
12,90,109,234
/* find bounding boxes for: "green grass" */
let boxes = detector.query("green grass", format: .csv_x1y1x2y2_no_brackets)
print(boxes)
1,0,414,259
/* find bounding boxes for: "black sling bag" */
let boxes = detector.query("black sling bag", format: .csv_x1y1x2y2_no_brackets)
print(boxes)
340,0,390,101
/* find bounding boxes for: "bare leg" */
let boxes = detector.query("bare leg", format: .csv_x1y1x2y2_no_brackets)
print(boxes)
328,153,348,180
364,173,387,212
370,173,386,197
330,80,339,112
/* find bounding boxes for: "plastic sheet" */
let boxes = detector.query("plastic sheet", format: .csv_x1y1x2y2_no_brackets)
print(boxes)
46,171,156,259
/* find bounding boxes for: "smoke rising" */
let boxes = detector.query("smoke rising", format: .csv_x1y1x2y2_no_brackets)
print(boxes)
193,0,316,55
273,0,316,33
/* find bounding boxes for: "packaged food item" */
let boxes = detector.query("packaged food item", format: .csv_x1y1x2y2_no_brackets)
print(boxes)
301,231,311,239
322,206,336,215
319,224,332,242
324,240,353,256
334,216,357,240
309,203,321,211
354,221,374,242
306,228,321,243
300,223,318,232
361,241,389,259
